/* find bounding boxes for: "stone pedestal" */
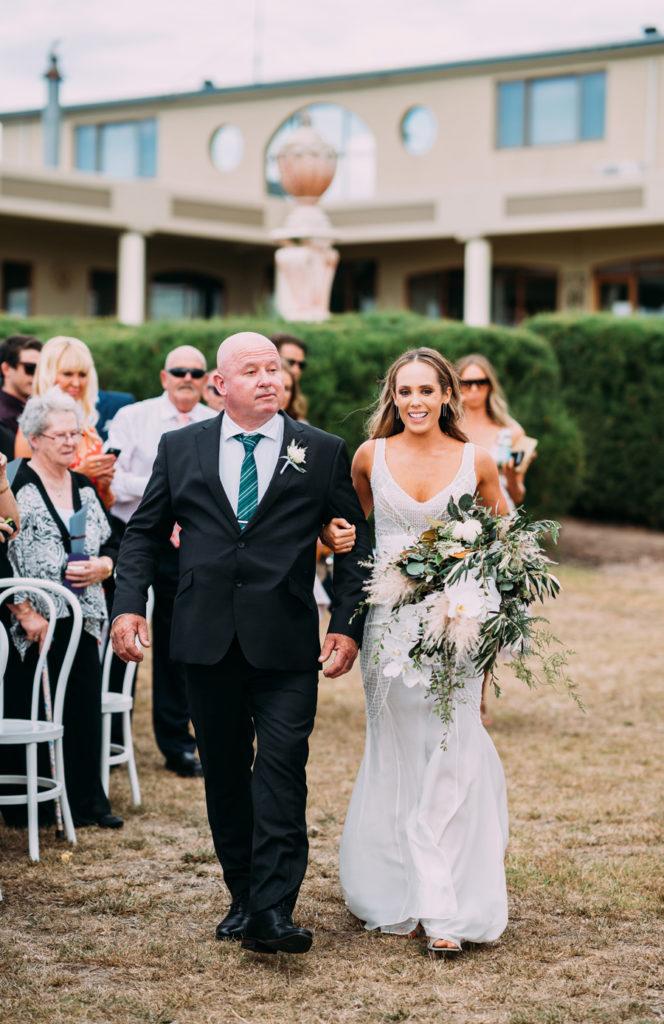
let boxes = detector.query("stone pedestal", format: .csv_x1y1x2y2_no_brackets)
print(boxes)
275,240,339,322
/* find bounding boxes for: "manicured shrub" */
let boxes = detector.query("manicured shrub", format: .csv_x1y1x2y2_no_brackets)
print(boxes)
528,313,664,528
0,311,583,517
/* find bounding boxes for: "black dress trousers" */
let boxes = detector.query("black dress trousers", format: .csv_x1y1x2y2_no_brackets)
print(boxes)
184,637,318,914
152,551,197,761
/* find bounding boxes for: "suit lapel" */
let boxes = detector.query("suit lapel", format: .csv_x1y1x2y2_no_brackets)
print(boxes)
195,414,240,532
244,413,305,535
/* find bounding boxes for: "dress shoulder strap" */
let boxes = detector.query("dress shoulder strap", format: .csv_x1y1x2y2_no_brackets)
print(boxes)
370,437,387,488
461,441,475,476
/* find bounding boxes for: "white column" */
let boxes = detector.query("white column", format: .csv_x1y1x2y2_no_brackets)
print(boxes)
117,231,146,325
463,237,492,327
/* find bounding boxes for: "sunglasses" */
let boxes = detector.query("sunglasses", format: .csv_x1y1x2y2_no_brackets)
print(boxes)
285,357,307,371
18,361,38,376
167,367,206,380
460,378,491,389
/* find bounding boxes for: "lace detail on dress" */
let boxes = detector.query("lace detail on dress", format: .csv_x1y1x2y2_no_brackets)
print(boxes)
361,439,477,721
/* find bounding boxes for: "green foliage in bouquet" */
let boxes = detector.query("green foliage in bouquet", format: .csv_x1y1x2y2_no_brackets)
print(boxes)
361,495,580,737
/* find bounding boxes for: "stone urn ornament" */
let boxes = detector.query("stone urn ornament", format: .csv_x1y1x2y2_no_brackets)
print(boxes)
272,113,340,321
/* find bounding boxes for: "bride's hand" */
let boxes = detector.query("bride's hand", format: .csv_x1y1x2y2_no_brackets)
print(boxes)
320,518,356,554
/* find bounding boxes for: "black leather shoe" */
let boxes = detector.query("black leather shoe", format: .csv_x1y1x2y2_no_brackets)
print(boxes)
97,813,124,829
242,904,313,955
215,896,249,942
164,752,203,778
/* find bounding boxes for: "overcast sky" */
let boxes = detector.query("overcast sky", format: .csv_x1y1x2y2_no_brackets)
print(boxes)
1,0,662,111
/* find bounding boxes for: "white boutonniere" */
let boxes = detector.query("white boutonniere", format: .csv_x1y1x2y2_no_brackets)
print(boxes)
280,440,307,475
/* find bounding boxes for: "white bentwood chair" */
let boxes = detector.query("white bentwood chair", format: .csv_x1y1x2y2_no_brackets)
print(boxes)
0,578,82,862
100,587,154,806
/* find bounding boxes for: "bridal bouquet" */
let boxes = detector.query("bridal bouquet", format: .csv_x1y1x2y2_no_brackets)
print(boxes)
361,494,578,732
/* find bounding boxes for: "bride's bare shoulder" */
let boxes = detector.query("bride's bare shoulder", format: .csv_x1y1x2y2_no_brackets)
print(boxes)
352,439,377,476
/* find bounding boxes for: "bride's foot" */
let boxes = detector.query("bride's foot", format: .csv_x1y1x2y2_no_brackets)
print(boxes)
427,938,463,958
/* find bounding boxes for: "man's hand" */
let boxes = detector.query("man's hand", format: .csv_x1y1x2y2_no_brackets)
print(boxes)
111,613,151,664
319,633,359,678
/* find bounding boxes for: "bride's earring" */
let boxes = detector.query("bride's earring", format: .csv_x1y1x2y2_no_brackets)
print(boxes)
441,403,448,418
394,404,400,420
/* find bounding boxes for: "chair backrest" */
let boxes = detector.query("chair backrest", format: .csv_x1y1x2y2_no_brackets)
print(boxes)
101,586,154,698
0,578,83,727
0,621,9,720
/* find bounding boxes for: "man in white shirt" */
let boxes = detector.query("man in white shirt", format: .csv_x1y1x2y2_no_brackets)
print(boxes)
107,345,215,777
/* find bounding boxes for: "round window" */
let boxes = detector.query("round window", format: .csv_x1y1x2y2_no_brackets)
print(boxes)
210,124,244,172
400,106,437,155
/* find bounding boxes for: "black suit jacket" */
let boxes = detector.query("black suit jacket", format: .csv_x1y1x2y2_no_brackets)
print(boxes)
112,411,371,670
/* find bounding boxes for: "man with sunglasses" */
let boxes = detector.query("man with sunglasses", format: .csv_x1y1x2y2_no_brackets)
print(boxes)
0,334,42,437
106,346,215,777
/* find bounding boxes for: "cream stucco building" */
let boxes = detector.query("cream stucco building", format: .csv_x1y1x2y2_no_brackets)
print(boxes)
1,31,663,325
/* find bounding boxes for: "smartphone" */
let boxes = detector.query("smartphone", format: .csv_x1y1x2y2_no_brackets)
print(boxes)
2,517,16,532
511,451,525,468
105,447,122,458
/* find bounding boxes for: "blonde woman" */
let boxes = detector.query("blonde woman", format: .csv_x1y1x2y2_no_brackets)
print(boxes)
339,347,510,958
456,353,526,511
15,336,116,508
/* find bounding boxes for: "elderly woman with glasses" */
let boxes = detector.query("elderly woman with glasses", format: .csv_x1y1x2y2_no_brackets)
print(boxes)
15,336,117,509
3,390,122,829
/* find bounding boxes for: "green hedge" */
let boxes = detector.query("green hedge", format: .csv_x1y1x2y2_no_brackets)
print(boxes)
0,311,584,518
528,313,664,528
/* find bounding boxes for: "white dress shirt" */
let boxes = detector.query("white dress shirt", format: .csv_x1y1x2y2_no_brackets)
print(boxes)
107,392,216,523
219,412,284,513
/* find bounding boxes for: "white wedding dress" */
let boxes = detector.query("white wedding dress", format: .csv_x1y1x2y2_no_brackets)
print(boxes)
340,439,509,944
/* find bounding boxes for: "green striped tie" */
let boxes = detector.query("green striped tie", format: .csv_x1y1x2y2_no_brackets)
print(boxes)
235,433,263,528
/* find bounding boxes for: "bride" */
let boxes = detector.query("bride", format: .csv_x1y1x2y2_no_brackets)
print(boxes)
338,347,510,956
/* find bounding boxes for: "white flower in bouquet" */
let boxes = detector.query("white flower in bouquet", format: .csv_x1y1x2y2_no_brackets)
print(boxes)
422,591,450,642
452,518,483,543
381,604,423,679
445,575,500,621
366,563,416,606
448,615,482,658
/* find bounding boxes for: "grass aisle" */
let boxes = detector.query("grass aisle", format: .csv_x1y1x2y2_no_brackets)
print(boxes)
1,563,662,1024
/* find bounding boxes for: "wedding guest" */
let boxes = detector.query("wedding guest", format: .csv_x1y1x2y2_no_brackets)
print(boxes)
106,346,214,777
203,380,225,413
96,389,135,441
3,391,122,829
14,336,117,510
280,359,307,422
0,334,42,436
456,353,526,511
272,333,308,419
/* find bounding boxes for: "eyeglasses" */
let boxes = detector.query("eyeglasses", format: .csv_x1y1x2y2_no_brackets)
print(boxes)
460,378,491,390
18,361,38,376
285,357,307,372
167,367,206,380
41,430,82,443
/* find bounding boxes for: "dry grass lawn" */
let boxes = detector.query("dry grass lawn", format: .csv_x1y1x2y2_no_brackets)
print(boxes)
1,555,663,1024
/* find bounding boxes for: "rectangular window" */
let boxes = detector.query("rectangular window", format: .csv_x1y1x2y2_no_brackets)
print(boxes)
492,267,558,325
74,118,157,178
88,270,117,317
408,270,464,320
330,260,377,313
2,262,31,316
497,72,605,148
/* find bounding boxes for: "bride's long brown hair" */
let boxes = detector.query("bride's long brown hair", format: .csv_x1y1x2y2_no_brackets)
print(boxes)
367,347,468,442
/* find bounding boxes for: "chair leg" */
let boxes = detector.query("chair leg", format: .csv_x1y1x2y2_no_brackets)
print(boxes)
101,710,111,797
26,742,39,862
55,738,76,846
124,708,141,806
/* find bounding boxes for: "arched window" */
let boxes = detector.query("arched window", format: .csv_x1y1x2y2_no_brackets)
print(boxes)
265,103,376,202
149,271,225,320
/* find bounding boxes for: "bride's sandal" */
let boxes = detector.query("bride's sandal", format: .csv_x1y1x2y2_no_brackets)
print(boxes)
427,938,463,959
